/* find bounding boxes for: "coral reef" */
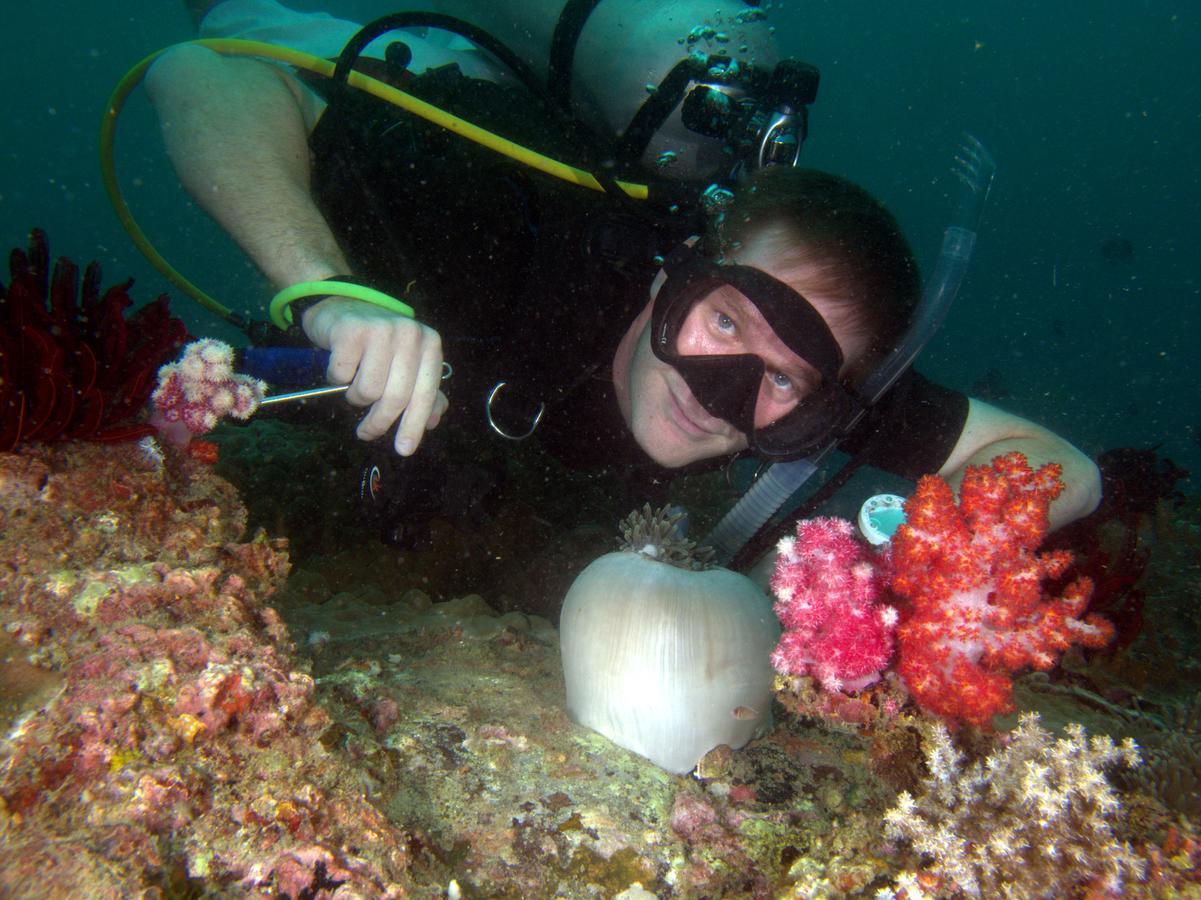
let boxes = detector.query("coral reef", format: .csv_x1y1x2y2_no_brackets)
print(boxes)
890,452,1115,726
0,441,414,896
1112,691,1201,819
882,712,1145,898
770,516,897,692
280,573,910,895
0,440,900,896
0,229,189,450
1,437,1186,896
1018,674,1201,821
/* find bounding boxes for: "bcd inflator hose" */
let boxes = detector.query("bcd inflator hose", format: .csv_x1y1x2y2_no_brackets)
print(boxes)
704,457,819,564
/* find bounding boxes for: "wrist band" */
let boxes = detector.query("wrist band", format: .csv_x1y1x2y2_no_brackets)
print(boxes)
269,279,416,330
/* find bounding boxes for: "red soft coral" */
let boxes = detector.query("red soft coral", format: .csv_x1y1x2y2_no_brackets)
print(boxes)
890,452,1113,726
769,516,897,692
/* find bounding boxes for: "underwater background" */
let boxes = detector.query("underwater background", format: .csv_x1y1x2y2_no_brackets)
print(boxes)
3,0,1198,481
3,3,1201,896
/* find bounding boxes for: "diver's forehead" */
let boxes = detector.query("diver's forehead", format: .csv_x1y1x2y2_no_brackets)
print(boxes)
723,226,794,273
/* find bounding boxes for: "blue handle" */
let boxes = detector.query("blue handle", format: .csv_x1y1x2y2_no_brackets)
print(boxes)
237,347,331,386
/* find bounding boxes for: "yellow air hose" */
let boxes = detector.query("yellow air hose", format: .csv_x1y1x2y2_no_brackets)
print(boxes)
99,38,650,324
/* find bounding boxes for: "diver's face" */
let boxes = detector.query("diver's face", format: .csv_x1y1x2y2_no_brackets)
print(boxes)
616,232,868,468
623,321,748,467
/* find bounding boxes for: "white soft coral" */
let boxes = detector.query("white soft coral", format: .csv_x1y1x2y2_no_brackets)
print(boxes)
883,714,1145,897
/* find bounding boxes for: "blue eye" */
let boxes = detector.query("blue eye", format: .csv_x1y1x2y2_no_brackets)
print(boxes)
715,312,736,333
768,371,795,393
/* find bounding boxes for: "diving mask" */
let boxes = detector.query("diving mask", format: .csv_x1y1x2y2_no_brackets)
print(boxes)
650,243,863,460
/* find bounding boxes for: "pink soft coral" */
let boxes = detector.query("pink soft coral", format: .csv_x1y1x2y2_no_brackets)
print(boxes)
150,338,265,447
769,517,897,692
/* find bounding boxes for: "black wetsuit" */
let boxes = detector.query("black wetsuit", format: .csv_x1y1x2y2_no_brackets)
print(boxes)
304,63,969,540
310,64,697,464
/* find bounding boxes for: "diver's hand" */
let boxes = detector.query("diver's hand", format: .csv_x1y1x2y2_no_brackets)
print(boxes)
301,297,448,455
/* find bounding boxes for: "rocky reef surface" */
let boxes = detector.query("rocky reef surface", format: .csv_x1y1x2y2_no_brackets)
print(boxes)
1,438,1197,897
0,441,415,896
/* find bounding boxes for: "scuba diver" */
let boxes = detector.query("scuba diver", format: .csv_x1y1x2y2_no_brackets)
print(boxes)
143,0,1101,559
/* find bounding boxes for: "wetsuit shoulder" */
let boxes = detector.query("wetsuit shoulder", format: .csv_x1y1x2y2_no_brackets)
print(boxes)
837,370,970,479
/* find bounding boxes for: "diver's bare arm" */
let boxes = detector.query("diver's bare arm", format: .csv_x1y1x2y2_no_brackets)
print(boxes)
745,400,1102,588
939,398,1102,531
147,44,447,454
146,44,349,287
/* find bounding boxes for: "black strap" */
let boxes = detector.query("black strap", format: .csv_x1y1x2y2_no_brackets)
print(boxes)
548,0,604,111
332,12,549,104
721,264,844,379
614,55,707,165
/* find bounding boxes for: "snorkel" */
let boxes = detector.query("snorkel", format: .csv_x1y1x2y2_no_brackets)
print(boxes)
703,134,997,566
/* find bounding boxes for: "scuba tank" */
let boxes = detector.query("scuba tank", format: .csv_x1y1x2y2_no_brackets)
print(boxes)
417,0,781,177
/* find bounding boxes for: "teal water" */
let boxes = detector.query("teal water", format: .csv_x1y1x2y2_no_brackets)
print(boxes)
3,1,1199,477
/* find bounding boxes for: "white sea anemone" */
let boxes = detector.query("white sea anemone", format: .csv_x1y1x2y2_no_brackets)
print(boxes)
559,505,779,774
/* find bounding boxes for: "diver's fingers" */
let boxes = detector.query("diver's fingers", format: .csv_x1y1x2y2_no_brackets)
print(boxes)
304,297,444,448
342,330,395,408
325,331,366,389
313,298,420,397
353,340,419,441
393,337,445,455
427,390,449,429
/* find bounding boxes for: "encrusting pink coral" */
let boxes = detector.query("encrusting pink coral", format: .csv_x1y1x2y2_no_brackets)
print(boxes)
769,516,897,692
0,441,413,897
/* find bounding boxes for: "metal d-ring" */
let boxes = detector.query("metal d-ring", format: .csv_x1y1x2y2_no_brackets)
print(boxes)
485,381,545,441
